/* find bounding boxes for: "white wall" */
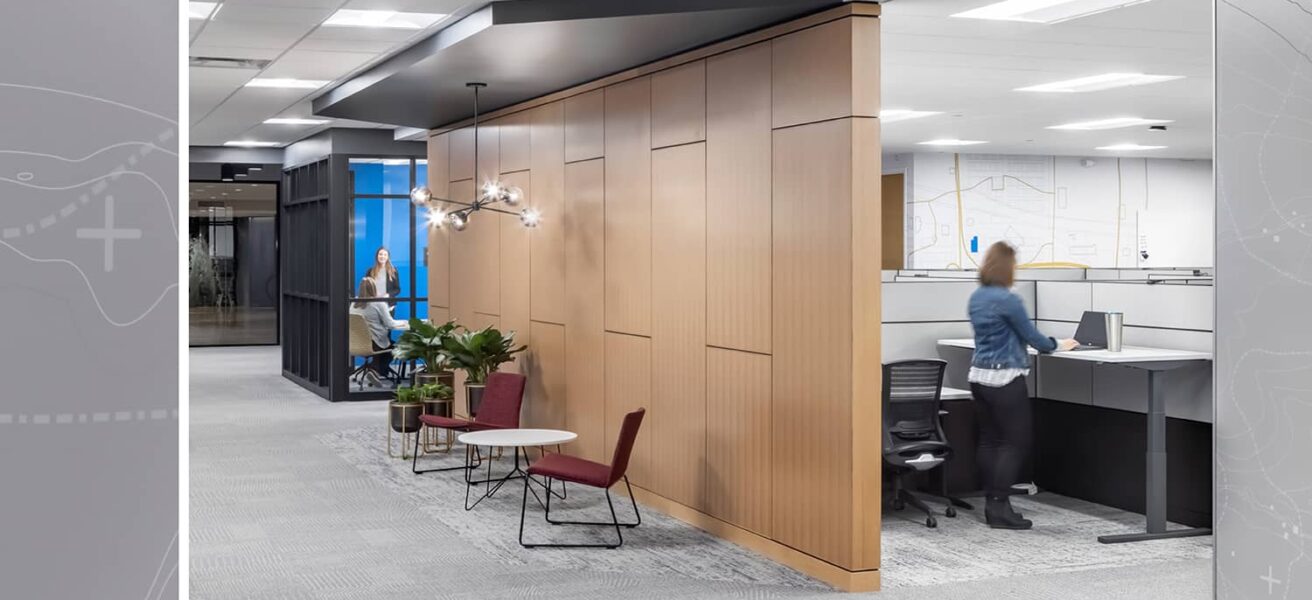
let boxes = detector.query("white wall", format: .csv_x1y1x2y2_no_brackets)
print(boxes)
894,152,1213,270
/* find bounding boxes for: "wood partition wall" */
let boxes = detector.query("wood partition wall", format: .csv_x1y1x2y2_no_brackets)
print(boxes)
426,4,883,591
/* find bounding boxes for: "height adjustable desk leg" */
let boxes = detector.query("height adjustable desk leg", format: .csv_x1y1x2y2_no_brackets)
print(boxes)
1099,367,1211,544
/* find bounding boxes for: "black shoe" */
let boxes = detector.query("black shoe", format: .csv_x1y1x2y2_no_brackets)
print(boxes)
985,498,1032,530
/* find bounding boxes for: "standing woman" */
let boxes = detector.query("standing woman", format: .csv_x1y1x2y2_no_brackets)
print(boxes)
968,242,1076,529
365,247,401,308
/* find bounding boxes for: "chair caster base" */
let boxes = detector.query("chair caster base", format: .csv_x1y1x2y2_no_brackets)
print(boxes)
927,517,937,528
945,507,957,518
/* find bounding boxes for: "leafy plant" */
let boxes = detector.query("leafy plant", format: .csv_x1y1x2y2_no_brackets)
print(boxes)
416,382,453,401
440,325,527,385
394,386,422,404
393,318,458,374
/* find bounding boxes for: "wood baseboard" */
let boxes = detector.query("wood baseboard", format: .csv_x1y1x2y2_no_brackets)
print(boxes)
618,484,880,592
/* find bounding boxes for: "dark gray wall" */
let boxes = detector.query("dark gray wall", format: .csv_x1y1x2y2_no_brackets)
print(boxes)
237,216,278,308
1216,0,1312,597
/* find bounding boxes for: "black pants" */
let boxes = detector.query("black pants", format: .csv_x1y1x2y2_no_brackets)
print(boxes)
970,376,1032,499
370,341,394,378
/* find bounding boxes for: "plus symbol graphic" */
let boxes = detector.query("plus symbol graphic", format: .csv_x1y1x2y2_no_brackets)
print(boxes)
1260,566,1282,595
76,196,141,272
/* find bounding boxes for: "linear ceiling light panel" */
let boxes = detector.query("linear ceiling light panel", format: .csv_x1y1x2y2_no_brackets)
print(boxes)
952,0,1154,24
245,78,330,89
264,117,330,125
1096,143,1167,151
323,9,446,29
224,141,280,148
880,109,944,123
1016,73,1184,93
1048,117,1173,130
918,139,988,146
188,1,219,20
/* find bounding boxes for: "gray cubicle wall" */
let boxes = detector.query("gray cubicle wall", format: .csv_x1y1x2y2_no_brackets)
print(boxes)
880,273,1214,423
1034,281,1214,423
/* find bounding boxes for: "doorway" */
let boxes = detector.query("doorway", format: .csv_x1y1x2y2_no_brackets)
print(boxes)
188,181,279,346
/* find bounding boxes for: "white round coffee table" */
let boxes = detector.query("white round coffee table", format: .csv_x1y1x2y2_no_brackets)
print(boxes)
457,429,577,510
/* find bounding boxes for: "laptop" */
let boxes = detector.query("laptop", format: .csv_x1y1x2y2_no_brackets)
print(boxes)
1070,310,1107,351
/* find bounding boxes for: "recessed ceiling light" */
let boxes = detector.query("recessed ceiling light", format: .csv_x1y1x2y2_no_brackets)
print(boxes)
952,0,1154,24
880,109,944,123
323,9,446,29
264,117,330,125
1016,73,1184,93
188,1,219,20
245,78,329,90
224,140,280,148
918,139,988,146
1096,143,1167,151
1048,117,1173,130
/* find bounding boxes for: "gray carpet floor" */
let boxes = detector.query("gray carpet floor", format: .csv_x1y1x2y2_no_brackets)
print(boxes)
190,346,1213,599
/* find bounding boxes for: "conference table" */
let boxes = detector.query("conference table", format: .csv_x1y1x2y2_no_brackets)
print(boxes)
936,339,1213,544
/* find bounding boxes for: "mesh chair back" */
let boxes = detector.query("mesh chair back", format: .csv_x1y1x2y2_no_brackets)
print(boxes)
882,360,947,446
348,313,376,357
607,408,646,486
472,372,526,429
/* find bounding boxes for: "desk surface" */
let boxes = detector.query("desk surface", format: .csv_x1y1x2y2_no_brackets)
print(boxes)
940,386,971,400
936,338,1212,363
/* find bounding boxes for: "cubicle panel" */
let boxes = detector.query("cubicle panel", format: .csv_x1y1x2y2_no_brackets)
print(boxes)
1035,281,1092,322
1092,283,1213,331
881,281,973,322
882,322,973,363
1120,327,1213,353
1036,356,1092,405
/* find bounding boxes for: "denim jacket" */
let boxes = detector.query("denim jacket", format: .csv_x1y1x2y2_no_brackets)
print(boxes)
968,284,1057,369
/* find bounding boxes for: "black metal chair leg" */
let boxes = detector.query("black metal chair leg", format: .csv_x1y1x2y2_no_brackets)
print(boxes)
412,429,481,475
543,476,640,528
521,476,624,549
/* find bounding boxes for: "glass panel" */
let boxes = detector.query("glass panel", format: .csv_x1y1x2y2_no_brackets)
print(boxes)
349,158,412,196
415,204,436,300
416,159,428,190
351,197,412,299
188,181,279,346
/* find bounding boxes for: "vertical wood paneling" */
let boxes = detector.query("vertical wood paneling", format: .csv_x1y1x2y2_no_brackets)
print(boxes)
651,60,706,148
564,89,604,162
448,179,476,325
530,101,566,324
450,127,474,182
499,110,531,173
850,16,880,121
771,118,854,567
564,159,606,461
651,143,707,509
772,19,856,129
477,120,500,185
707,42,773,354
705,347,772,536
604,332,652,486
469,196,500,317
849,117,881,569
427,133,451,309
524,321,566,430
604,76,653,336
499,171,533,374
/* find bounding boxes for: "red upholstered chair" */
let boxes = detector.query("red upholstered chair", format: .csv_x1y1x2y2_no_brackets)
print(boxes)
518,408,645,548
411,372,526,475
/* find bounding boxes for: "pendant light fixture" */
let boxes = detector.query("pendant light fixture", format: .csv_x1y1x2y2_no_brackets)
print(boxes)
409,82,539,230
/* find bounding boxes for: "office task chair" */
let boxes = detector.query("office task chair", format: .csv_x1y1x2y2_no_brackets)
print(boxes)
882,359,964,528
348,313,392,389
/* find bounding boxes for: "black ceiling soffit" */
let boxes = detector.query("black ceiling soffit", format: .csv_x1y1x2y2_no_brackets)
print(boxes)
312,0,848,130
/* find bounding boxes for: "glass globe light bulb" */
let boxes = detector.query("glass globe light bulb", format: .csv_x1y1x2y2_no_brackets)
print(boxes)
519,208,541,228
410,186,432,205
503,185,523,206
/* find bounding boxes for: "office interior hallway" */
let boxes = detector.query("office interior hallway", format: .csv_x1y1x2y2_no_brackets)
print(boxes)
189,346,1211,599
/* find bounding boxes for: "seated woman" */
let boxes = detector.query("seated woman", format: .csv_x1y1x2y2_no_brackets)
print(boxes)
350,278,403,383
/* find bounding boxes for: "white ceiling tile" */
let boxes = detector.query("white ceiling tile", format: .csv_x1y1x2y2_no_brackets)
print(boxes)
261,49,377,80
191,18,314,51
211,4,335,26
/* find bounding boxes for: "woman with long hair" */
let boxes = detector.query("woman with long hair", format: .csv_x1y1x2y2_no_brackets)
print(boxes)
351,277,403,382
365,246,401,306
968,242,1077,529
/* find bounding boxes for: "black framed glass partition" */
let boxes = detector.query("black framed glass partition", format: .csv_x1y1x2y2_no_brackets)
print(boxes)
346,158,429,396
280,159,331,395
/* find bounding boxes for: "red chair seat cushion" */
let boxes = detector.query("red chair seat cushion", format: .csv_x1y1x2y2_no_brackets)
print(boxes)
419,415,473,430
527,453,612,488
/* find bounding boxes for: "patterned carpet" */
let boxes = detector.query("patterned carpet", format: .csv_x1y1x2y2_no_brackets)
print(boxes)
191,346,1212,599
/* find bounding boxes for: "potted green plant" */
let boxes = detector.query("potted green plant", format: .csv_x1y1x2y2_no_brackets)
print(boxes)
441,325,527,416
389,386,424,434
394,318,458,390
417,381,455,419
